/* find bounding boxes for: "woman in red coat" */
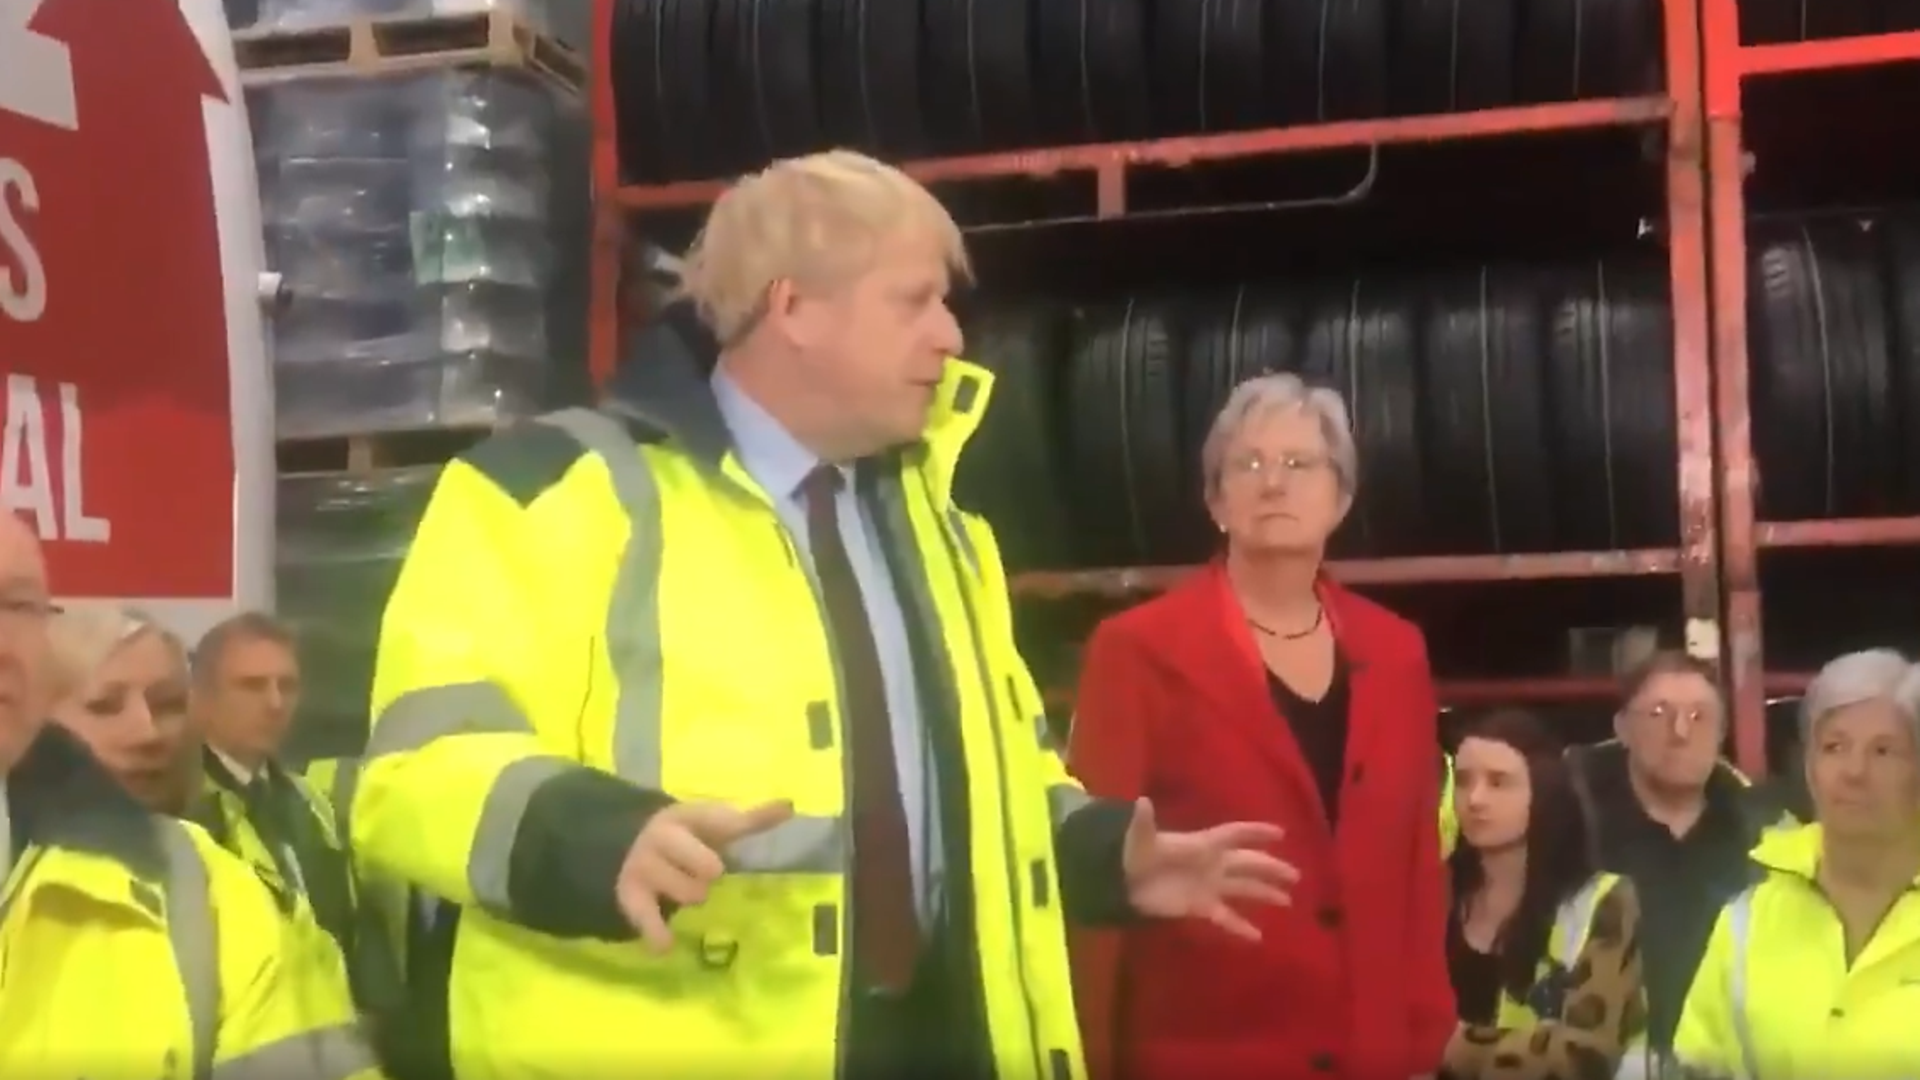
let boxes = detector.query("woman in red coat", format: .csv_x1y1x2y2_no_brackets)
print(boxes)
1068,372,1455,1080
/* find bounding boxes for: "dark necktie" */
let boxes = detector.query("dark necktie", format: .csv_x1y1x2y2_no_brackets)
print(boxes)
801,465,921,991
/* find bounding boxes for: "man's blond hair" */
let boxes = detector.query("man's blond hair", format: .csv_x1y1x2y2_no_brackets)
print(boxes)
679,150,971,344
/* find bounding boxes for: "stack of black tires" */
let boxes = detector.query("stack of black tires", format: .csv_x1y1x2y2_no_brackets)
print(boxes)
1742,0,1920,42
1748,213,1920,524
956,254,1680,570
609,0,1665,182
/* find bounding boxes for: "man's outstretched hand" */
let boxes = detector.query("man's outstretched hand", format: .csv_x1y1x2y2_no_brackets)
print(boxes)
617,799,794,952
1121,797,1299,940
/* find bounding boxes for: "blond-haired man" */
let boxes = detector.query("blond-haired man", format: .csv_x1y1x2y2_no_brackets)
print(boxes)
352,150,1296,1080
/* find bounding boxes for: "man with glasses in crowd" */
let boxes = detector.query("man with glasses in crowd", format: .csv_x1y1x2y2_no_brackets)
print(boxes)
1567,650,1797,1075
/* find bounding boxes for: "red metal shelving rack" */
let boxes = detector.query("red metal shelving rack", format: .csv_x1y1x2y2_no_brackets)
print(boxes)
1700,7,1920,776
586,0,1717,711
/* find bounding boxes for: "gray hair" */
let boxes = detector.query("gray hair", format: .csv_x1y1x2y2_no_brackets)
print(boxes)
1200,373,1359,496
1799,648,1920,747
192,611,296,686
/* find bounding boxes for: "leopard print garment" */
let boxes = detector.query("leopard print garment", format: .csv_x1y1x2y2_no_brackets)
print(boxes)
1442,880,1647,1080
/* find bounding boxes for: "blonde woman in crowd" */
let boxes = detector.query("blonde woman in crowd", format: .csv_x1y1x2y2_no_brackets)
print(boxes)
45,607,201,814
1672,648,1920,1079
42,602,380,1079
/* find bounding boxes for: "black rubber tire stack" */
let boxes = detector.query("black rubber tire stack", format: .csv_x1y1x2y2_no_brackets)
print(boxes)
815,0,928,157
922,0,1040,153
1065,298,1191,567
1177,285,1309,557
1034,0,1156,143
1739,0,1878,43
954,305,1076,571
1151,0,1270,135
1296,276,1426,557
1417,266,1557,554
1747,221,1898,521
1516,0,1665,102
611,0,1672,178
1875,214,1920,513
1390,0,1518,113
1541,254,1679,550
1266,0,1391,124
611,0,724,182
706,0,825,171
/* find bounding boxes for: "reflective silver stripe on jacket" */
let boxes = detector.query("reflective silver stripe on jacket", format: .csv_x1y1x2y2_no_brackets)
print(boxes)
362,408,847,910
1726,885,1762,1080
1047,783,1091,828
1555,875,1608,958
551,407,846,876
1552,876,1661,1080
158,819,219,1080
326,758,361,849
210,1022,376,1080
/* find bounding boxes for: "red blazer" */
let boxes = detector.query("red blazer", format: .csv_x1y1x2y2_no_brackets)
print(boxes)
1067,565,1454,1080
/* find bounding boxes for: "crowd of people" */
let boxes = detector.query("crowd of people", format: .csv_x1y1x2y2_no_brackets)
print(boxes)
4,147,1916,1079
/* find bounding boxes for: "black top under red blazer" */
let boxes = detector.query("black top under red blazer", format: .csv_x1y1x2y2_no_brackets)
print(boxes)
1066,564,1455,1080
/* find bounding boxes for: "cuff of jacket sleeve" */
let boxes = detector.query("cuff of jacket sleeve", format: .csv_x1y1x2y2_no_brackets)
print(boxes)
1055,798,1140,926
507,767,676,940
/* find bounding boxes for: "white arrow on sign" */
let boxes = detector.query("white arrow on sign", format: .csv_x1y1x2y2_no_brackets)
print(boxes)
0,0,78,132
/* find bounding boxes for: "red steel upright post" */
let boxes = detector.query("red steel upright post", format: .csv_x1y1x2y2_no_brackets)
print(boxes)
587,0,624,389
1699,7,1920,775
1661,0,1723,680
1699,0,1766,776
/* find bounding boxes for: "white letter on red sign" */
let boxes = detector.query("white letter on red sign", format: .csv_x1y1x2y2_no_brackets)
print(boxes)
0,159,46,324
58,382,105,542
1,374,55,538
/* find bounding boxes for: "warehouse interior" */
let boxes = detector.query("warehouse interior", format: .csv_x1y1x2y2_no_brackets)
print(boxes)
226,0,1898,779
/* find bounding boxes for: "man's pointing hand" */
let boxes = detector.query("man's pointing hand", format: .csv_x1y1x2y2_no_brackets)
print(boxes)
617,799,795,952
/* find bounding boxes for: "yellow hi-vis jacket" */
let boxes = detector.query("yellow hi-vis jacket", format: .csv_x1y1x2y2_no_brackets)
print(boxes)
197,752,355,942
193,754,363,1024
1673,823,1920,1080
2,726,379,1080
1496,873,1630,1027
1447,873,1650,1079
353,349,1094,1080
302,756,411,1016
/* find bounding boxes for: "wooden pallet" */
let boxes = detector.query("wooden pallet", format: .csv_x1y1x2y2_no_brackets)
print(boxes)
234,9,585,96
277,422,503,476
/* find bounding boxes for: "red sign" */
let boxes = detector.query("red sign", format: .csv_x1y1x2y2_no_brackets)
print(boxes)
0,0,234,598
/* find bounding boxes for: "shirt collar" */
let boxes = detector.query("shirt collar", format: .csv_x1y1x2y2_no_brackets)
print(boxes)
211,747,257,787
711,368,842,503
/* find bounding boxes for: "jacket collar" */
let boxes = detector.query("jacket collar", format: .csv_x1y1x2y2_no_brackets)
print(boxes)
7,723,166,882
1749,822,1920,888
1150,563,1393,674
1573,739,1753,831
602,304,992,507
200,744,280,796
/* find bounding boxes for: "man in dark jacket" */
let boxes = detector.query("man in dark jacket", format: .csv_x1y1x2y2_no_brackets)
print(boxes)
1567,651,1797,1067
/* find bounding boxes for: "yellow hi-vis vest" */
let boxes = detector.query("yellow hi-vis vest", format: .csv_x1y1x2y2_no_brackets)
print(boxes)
1492,873,1654,1080
1,753,377,1080
1673,823,1920,1080
354,360,1089,1080
303,756,412,1014
1496,872,1627,1028
1440,753,1458,858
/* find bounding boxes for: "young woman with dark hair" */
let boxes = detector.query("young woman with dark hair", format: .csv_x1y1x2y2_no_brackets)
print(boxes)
1443,708,1648,1080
